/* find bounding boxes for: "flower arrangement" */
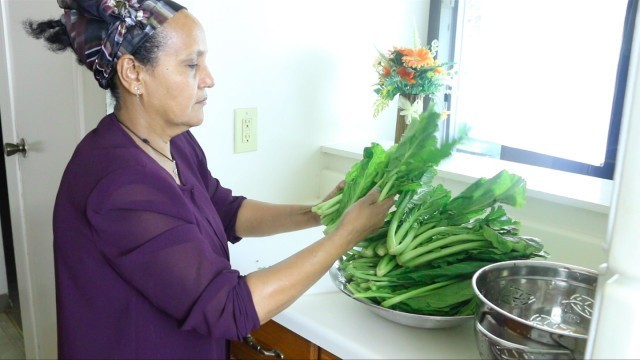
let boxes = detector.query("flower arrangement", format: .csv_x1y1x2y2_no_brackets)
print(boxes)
373,39,454,117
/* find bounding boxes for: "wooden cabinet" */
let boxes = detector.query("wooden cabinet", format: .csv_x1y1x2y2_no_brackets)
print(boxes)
318,348,340,360
230,320,339,359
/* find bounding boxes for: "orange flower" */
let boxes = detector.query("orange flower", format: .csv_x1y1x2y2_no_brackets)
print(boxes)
402,47,434,68
383,66,392,76
396,47,412,56
397,67,416,84
433,67,445,74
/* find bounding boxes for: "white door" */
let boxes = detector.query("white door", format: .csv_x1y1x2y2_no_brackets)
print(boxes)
0,0,105,358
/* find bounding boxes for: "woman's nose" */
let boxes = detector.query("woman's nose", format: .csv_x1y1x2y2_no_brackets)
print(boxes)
201,65,214,88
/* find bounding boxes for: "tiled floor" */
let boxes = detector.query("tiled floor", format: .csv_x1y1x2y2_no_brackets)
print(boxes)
0,313,24,359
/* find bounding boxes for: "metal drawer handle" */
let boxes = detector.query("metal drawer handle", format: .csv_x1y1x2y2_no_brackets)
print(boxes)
242,335,285,359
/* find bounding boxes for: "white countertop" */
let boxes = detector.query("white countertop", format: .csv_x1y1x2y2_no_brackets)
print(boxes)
273,289,480,359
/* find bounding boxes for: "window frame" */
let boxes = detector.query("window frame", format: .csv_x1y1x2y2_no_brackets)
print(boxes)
428,0,637,180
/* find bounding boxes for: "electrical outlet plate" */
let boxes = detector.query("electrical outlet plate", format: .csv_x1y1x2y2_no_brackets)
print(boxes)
234,108,257,153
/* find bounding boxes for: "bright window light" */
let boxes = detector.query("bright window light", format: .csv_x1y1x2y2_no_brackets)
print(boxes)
450,0,628,168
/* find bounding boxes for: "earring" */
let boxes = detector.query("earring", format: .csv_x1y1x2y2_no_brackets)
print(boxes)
134,86,141,98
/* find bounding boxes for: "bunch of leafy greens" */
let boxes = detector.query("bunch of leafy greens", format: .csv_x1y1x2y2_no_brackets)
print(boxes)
312,103,467,234
313,105,547,317
338,170,548,316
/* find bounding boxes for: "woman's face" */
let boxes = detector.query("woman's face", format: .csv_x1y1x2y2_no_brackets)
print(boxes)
141,11,214,134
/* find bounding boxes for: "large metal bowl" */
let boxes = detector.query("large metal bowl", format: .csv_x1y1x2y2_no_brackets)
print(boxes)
329,260,473,329
472,260,598,359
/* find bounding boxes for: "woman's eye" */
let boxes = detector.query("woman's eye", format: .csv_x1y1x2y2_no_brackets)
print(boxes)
188,64,199,69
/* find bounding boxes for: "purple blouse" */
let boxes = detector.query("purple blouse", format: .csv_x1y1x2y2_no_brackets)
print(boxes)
53,114,260,359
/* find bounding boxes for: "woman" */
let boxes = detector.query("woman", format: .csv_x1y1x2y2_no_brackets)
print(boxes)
24,1,394,359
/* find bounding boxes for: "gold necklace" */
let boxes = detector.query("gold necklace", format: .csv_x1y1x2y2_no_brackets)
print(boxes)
117,119,179,178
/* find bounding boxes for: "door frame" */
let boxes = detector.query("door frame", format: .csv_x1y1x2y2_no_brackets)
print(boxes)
0,1,39,357
0,1,105,357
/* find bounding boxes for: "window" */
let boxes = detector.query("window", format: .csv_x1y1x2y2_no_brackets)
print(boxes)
429,0,637,179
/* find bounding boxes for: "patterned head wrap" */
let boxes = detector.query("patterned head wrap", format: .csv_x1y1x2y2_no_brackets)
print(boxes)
58,0,185,89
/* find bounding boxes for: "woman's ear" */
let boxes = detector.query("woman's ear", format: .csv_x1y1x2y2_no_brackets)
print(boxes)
115,55,143,97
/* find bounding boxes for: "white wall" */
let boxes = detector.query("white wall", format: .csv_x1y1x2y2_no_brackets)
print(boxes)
182,0,430,203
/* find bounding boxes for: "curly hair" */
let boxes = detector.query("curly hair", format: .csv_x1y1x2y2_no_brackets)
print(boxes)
23,18,167,107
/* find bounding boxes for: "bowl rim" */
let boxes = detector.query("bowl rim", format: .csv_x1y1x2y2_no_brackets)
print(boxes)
471,259,598,339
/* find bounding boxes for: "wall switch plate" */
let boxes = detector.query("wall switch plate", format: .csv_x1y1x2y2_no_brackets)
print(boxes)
234,108,257,153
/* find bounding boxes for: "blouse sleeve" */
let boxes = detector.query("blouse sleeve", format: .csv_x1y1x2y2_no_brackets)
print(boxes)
203,175,245,244
85,167,260,340
186,131,246,243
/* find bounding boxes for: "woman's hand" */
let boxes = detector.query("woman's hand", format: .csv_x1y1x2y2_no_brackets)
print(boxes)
245,187,394,324
321,180,345,202
335,187,394,246
309,180,346,226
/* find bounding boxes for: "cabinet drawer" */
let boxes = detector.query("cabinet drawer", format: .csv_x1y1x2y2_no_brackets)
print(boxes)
231,320,319,359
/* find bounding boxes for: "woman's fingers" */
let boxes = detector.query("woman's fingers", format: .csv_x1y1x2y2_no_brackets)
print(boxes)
322,180,346,202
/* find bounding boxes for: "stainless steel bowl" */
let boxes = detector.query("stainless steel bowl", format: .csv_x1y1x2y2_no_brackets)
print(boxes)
329,260,473,329
472,260,598,359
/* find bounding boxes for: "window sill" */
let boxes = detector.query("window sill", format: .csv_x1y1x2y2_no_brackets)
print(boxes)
321,142,613,214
